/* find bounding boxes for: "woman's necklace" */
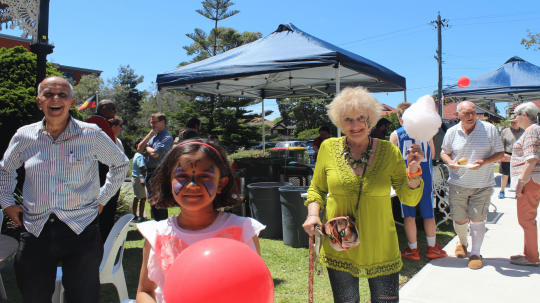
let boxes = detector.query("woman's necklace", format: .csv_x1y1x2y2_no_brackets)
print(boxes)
341,137,373,169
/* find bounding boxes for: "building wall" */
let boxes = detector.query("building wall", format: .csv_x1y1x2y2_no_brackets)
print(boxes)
56,68,100,85
0,35,30,51
0,34,101,85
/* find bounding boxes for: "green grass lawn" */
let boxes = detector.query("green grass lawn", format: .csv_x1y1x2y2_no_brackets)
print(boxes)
0,210,455,303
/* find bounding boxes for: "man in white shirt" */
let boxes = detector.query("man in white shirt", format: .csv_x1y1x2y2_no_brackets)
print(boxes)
441,101,504,269
0,77,128,302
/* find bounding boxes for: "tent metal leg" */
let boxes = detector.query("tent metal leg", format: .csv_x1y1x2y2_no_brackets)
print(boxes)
262,98,265,156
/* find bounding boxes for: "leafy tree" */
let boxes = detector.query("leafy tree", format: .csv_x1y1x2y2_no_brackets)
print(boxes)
277,97,336,136
172,96,268,152
73,74,116,120
385,113,401,134
0,46,63,157
272,117,283,124
138,82,192,138
521,29,540,51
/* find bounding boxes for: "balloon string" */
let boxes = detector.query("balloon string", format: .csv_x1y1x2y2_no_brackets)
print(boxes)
309,235,314,303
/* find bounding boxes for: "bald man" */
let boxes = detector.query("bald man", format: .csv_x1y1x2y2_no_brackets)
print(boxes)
85,100,121,242
0,77,128,302
441,101,504,269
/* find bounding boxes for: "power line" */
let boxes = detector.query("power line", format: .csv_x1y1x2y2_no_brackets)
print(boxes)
453,16,540,26
338,23,427,46
344,29,431,49
451,10,540,21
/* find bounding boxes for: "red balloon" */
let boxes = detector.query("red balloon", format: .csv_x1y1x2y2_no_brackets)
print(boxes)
457,76,470,88
163,238,274,303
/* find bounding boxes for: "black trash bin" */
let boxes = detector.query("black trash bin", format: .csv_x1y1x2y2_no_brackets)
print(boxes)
248,182,292,239
279,186,310,248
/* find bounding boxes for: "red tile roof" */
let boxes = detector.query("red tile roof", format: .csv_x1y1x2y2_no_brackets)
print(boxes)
509,100,540,111
443,102,504,121
381,103,396,116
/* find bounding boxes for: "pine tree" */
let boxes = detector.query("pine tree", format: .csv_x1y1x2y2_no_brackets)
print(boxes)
112,65,145,138
173,1,264,151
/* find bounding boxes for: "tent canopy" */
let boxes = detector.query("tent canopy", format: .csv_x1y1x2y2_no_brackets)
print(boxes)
442,56,540,103
156,23,406,99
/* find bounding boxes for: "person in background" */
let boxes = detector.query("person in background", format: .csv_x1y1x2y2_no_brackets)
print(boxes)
175,117,201,143
498,114,524,198
0,77,128,302
85,100,122,241
132,138,147,222
390,101,447,261
209,134,220,144
369,117,391,140
441,101,504,270
312,125,330,161
509,102,540,267
137,112,174,221
109,115,125,153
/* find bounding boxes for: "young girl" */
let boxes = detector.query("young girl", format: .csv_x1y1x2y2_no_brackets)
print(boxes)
136,139,265,303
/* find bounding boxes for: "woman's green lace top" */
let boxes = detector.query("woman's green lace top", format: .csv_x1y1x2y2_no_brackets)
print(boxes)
305,137,423,278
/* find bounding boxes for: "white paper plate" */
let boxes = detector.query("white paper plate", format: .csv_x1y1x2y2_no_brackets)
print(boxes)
454,164,478,168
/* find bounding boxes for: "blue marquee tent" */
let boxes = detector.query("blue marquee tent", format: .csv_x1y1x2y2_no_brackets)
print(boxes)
442,56,540,103
156,23,406,99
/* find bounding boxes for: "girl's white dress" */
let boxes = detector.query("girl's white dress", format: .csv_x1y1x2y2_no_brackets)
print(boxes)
137,212,265,302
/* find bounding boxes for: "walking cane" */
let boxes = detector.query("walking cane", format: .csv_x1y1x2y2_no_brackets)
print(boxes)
308,234,314,303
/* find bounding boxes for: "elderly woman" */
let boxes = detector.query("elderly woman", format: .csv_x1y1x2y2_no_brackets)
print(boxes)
303,87,424,303
510,102,540,267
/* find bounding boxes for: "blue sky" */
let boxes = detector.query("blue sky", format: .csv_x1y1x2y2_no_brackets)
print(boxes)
3,0,540,121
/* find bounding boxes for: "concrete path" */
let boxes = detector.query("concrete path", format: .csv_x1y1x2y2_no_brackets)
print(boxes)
400,175,540,303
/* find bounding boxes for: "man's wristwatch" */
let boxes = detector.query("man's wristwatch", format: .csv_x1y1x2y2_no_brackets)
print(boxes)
518,178,526,184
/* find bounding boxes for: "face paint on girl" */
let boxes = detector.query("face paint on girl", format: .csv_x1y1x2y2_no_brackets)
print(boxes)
173,164,188,195
173,180,187,195
201,165,217,197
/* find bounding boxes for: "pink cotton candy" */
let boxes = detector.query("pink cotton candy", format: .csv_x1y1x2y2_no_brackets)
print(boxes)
402,95,442,142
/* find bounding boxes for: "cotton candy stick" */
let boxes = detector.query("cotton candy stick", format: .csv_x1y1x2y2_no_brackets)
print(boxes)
402,95,442,142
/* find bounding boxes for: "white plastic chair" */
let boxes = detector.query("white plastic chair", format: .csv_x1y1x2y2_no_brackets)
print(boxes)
52,214,135,303
0,210,7,300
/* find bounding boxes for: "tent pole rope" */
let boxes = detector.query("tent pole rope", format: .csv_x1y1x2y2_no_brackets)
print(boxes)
336,64,341,137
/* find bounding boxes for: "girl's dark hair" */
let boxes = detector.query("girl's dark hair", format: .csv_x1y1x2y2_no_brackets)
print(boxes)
149,138,241,210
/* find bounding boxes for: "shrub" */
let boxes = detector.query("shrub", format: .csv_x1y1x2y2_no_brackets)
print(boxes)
227,149,268,162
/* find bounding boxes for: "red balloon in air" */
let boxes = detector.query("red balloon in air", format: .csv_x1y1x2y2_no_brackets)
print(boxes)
163,238,274,303
457,76,470,88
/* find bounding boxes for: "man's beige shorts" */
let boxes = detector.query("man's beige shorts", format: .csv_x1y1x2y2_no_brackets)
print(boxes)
132,177,147,199
449,184,493,221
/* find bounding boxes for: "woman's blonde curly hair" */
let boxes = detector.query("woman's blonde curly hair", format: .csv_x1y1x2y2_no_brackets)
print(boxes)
326,86,382,129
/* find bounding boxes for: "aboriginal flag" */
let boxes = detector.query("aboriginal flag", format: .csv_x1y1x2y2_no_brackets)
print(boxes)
78,95,97,110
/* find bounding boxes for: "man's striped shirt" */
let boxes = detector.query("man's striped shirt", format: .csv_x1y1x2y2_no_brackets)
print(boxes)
0,118,129,236
441,120,503,188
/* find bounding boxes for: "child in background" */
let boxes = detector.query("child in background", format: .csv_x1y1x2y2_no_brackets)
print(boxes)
389,102,447,260
136,139,265,303
132,138,147,222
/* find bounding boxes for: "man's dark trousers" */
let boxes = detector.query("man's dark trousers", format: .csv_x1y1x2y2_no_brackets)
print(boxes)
14,215,103,303
98,162,120,242
146,168,168,221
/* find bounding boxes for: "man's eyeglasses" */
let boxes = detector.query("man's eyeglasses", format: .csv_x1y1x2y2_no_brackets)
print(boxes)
461,111,476,117
150,120,163,125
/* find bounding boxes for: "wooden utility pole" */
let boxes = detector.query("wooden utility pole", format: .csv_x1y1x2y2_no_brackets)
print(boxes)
431,12,450,117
